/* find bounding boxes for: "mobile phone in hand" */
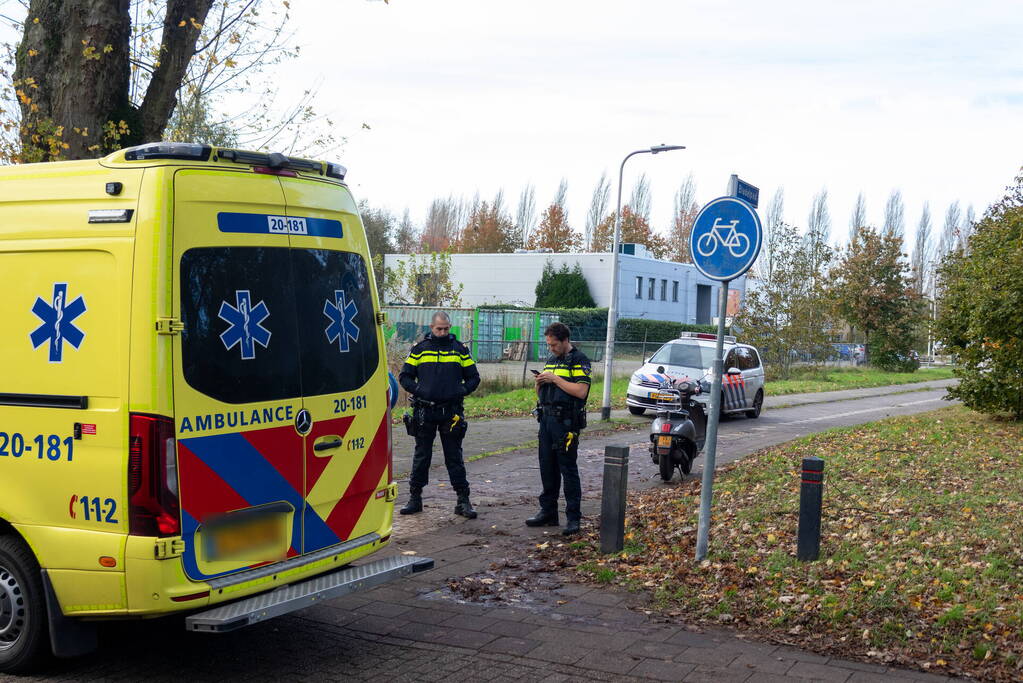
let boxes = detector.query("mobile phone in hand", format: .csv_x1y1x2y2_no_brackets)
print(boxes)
530,369,540,375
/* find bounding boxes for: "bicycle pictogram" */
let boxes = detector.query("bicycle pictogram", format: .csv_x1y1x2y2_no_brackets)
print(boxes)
696,217,751,259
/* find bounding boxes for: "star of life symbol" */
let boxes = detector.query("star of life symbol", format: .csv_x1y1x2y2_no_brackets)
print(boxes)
30,283,87,363
323,289,360,352
219,290,271,360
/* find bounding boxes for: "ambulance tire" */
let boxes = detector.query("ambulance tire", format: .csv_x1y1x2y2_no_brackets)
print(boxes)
0,535,50,674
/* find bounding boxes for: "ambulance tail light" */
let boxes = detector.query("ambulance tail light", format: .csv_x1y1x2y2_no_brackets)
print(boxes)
128,414,181,537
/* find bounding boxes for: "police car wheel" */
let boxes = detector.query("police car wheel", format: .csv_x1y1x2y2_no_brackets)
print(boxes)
746,390,764,419
628,406,646,416
0,536,49,674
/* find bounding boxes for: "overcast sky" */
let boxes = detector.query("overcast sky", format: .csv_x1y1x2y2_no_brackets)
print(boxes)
3,0,1020,250
279,0,1022,249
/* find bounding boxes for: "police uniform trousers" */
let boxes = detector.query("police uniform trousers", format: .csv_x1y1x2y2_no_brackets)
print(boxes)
537,413,581,522
409,419,469,494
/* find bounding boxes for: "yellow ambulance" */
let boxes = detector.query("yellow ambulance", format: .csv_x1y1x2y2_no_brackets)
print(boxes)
0,143,429,673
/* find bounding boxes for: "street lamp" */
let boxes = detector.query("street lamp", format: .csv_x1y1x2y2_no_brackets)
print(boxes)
600,144,686,420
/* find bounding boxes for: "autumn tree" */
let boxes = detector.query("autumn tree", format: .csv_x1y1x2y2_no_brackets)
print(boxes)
526,202,580,252
831,227,925,371
754,188,784,281
515,184,537,248
590,206,657,256
457,198,518,253
848,191,868,244
421,196,462,252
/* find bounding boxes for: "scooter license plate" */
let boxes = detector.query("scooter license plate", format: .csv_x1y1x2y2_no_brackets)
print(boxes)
657,435,672,447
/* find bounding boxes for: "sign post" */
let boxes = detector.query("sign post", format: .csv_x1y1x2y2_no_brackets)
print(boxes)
689,195,762,561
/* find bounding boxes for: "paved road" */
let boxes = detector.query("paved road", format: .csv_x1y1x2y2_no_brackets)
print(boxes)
6,382,961,682
391,379,957,477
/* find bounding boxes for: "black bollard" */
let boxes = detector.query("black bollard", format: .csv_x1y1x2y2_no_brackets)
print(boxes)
599,445,630,554
797,456,824,561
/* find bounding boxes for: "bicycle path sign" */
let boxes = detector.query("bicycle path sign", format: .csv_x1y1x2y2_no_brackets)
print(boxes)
689,196,763,281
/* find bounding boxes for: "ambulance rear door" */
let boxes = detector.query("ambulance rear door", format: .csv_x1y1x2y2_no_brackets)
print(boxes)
172,169,316,580
281,177,391,555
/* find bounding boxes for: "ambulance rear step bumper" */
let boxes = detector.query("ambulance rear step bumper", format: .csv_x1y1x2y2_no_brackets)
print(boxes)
185,554,434,633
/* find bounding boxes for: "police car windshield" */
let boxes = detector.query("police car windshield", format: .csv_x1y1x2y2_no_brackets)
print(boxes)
648,342,718,369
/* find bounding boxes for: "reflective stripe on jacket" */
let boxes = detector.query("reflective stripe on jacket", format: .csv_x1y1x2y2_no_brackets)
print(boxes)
399,333,481,404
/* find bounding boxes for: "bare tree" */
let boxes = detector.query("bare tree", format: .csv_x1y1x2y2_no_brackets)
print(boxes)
849,191,868,243
629,172,652,222
422,195,462,252
883,189,906,245
516,184,537,247
667,173,699,263
938,200,961,264
393,208,418,254
960,204,976,252
911,202,932,295
552,178,569,214
755,187,785,281
804,188,831,288
585,172,611,251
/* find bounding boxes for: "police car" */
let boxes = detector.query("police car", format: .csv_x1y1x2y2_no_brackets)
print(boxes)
626,333,765,418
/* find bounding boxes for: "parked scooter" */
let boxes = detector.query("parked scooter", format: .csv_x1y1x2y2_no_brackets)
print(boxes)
648,377,708,482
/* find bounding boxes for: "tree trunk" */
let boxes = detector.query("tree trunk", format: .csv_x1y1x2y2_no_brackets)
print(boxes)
15,0,134,160
14,0,212,161
139,0,213,143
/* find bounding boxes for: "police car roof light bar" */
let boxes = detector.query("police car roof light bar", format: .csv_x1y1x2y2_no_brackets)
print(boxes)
679,331,736,343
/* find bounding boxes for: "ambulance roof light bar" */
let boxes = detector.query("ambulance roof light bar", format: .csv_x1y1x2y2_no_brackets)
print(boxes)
123,142,212,161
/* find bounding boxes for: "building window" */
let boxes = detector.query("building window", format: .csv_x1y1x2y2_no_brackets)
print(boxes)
660,279,667,301
647,277,655,299
672,280,679,302
635,276,643,299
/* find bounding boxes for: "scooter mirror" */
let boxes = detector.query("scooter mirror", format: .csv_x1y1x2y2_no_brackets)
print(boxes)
657,366,666,374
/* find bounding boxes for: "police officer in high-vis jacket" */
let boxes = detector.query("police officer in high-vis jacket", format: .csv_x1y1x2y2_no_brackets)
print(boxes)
398,312,481,518
527,322,591,536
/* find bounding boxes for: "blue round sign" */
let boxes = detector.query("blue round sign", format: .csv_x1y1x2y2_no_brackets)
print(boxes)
689,196,763,281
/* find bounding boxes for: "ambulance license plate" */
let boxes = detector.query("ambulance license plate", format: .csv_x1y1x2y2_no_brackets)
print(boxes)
657,435,672,447
204,511,285,562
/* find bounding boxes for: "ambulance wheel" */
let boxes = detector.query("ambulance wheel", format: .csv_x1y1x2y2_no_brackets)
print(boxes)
658,453,674,482
746,390,763,419
628,406,646,416
0,535,49,674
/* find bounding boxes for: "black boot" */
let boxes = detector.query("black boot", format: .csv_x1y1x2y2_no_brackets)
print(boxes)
525,509,559,527
454,491,478,519
399,488,423,515
562,519,581,536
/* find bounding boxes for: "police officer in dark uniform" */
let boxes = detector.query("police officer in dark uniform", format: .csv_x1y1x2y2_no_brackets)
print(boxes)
398,312,481,518
527,322,591,536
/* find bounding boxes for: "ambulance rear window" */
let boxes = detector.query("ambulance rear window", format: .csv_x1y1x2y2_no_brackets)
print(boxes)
179,246,378,403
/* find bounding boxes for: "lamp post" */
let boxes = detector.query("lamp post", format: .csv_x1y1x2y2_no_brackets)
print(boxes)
600,144,685,420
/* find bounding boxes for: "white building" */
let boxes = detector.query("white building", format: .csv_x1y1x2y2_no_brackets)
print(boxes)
383,245,746,325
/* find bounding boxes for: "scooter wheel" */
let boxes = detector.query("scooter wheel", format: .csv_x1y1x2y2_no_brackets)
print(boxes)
658,453,674,482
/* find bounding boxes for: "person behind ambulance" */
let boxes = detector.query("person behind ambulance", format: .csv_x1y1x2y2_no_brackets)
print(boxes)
398,311,481,518
527,322,591,536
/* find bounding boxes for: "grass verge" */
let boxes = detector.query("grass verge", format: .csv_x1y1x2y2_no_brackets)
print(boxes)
537,406,1023,681
461,367,955,420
